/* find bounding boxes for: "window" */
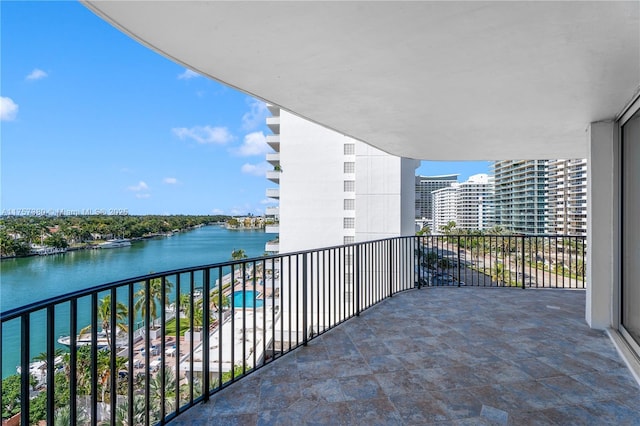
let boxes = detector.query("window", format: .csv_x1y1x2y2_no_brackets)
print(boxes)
344,217,355,228
344,199,355,210
343,236,355,244
344,162,355,173
344,143,355,155
344,180,355,192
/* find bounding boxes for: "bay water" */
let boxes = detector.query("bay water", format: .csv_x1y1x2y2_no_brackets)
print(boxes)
0,225,272,378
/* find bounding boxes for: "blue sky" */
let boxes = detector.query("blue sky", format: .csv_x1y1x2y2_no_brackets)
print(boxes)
1,2,487,216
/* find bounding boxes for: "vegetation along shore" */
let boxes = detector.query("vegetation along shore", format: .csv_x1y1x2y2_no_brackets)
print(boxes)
0,214,234,258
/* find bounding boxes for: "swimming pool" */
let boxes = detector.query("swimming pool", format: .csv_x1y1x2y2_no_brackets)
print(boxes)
229,290,264,308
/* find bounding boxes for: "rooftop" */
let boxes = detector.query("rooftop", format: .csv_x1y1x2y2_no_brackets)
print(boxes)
170,287,640,425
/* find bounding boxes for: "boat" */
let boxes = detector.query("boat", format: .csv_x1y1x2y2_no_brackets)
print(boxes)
98,238,132,249
33,247,67,256
57,332,124,349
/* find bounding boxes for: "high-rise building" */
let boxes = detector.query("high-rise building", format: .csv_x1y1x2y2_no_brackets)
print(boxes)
547,159,588,235
415,174,458,222
432,173,494,232
265,105,417,254
492,160,548,234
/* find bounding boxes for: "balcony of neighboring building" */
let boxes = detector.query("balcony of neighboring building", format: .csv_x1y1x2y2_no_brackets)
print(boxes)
265,206,279,216
266,169,281,183
266,116,280,134
266,103,280,117
265,224,279,234
266,152,280,166
264,238,279,252
266,188,280,200
266,134,280,152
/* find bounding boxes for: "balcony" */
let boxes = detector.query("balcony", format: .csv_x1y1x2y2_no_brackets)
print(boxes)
3,235,639,425
266,116,280,134
265,206,279,216
264,238,279,252
265,188,279,199
264,225,279,234
266,170,280,184
266,152,280,166
265,135,280,152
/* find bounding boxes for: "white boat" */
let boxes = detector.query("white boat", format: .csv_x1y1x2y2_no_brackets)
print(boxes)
33,247,67,255
98,238,132,249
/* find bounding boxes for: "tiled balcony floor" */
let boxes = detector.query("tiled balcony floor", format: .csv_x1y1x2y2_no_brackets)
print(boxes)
170,287,640,425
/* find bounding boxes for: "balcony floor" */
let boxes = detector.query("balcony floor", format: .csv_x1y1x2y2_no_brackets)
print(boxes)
170,287,640,425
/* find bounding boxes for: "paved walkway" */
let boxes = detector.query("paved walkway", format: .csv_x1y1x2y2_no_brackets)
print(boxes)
170,287,640,425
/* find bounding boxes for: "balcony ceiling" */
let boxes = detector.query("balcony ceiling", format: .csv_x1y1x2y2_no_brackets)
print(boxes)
83,1,639,160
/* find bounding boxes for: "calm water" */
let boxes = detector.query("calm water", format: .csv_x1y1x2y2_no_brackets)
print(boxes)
0,225,272,378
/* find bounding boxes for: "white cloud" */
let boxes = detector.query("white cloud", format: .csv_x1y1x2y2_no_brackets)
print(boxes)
128,181,149,191
260,198,277,205
0,97,19,121
241,162,271,177
136,193,151,199
177,69,200,80
242,99,269,131
211,208,225,215
234,131,269,156
172,126,234,144
163,177,178,184
26,68,48,81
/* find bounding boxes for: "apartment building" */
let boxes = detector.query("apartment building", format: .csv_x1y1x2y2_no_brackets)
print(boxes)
547,159,588,236
415,174,458,232
265,105,417,254
432,173,494,232
492,160,548,234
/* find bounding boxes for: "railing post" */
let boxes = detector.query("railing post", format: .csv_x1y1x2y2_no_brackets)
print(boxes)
389,239,394,296
457,235,461,287
20,313,30,426
521,235,526,289
416,237,421,289
303,253,308,346
203,268,210,400
355,244,360,316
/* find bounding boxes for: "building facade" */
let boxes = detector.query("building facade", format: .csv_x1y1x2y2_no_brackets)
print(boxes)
415,174,458,228
547,159,588,236
432,173,494,232
492,160,548,234
265,105,417,254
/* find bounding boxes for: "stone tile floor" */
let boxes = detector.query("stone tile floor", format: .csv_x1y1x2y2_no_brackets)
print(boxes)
170,287,640,425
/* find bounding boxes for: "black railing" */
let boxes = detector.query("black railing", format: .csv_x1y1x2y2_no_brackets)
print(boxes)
0,235,584,425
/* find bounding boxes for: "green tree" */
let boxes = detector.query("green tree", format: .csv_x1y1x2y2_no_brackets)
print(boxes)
134,276,174,325
491,262,507,286
80,295,128,351
231,248,248,260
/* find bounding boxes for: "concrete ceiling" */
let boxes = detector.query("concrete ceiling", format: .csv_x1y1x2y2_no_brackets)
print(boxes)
83,1,639,160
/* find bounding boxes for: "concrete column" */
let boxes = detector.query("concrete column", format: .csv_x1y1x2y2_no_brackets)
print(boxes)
586,121,618,329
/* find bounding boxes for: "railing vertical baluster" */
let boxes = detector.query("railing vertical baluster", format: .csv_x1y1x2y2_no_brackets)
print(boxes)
203,269,210,392
253,261,257,371
303,253,308,346
70,299,77,425
143,280,150,426
20,313,30,426
46,305,55,426
218,268,223,386
521,236,526,289
174,274,181,413
230,265,236,381
127,283,134,424
355,244,360,316
261,260,266,366
287,256,291,352
241,262,247,375
110,287,117,424
188,272,194,404
457,235,461,287
160,276,167,421
389,239,394,294
91,292,98,426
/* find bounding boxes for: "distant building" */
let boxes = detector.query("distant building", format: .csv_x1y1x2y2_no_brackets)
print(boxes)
492,160,548,234
415,174,458,226
432,173,494,232
547,159,587,235
265,105,417,253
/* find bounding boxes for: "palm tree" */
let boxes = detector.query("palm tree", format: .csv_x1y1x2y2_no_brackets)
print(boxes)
491,262,507,286
79,295,128,351
231,248,248,260
134,275,174,326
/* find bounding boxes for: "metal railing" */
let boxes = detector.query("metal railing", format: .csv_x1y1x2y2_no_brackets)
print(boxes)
0,234,584,425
